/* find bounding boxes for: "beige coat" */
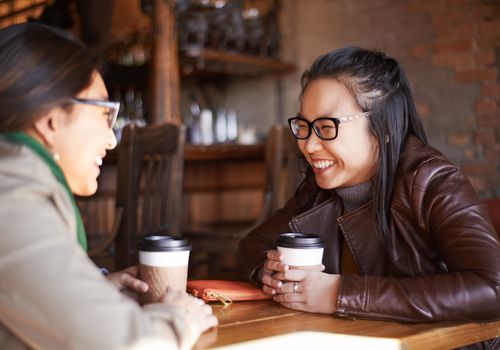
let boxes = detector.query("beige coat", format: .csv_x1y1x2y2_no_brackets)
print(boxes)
0,139,197,350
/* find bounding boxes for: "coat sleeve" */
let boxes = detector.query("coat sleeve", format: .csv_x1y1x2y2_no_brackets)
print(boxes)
0,182,198,350
237,176,318,282
337,159,500,322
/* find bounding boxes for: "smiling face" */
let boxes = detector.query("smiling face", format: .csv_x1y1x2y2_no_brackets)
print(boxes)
297,78,379,189
51,72,117,196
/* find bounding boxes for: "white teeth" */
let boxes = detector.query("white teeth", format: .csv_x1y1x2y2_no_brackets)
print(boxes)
312,160,335,169
95,156,103,167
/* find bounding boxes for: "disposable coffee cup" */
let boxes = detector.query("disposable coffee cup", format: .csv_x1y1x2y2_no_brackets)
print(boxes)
138,235,191,304
276,233,324,270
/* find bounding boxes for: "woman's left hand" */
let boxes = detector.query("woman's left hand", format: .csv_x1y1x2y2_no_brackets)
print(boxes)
272,269,341,314
106,265,148,300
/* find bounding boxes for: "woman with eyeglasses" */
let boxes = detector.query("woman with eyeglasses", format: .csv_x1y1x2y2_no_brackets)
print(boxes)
0,23,216,350
238,47,500,346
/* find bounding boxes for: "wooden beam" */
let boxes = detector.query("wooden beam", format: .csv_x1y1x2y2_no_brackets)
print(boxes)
149,0,181,124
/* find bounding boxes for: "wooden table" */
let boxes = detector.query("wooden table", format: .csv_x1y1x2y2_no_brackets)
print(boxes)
195,300,500,349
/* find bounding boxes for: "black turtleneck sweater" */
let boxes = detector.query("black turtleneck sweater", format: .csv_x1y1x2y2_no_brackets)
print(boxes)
334,181,373,274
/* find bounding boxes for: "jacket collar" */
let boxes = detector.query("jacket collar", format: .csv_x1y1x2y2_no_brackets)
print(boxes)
289,195,387,274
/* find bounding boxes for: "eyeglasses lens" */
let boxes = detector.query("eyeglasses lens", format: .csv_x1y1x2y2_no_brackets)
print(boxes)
108,104,119,129
290,119,310,139
313,119,337,140
290,118,338,140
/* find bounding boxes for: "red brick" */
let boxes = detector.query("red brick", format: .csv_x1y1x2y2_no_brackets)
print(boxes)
431,53,474,69
448,131,471,146
409,44,430,59
474,49,495,66
433,39,475,55
463,147,476,160
442,0,473,8
432,6,471,23
405,3,426,15
475,99,498,114
485,149,500,162
481,83,500,97
405,0,445,14
416,101,431,117
462,163,497,175
491,5,500,18
479,19,500,36
465,174,486,192
475,128,495,144
476,37,500,50
476,113,499,126
432,19,477,39
462,162,491,174
470,4,496,18
483,144,500,160
456,68,498,83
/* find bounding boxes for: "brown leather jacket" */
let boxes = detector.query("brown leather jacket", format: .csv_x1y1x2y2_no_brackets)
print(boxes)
238,136,500,323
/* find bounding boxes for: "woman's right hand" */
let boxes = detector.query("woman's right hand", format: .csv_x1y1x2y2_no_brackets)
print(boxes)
161,290,218,345
259,250,290,296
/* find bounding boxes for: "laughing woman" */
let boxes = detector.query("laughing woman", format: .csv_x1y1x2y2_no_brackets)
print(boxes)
0,23,216,350
238,47,500,349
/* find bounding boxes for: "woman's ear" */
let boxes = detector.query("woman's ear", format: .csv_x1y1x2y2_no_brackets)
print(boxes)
31,108,64,149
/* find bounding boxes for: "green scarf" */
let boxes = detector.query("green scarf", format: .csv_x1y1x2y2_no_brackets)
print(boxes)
2,132,88,251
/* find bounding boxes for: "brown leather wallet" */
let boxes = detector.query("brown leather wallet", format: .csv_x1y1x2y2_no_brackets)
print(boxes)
187,280,271,305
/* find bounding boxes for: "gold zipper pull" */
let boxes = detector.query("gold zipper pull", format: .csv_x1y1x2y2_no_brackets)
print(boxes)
207,291,232,306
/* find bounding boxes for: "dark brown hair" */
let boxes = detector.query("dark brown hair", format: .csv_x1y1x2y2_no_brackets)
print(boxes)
0,23,98,131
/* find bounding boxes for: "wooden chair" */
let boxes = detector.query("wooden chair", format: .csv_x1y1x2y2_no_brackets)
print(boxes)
260,124,305,221
184,124,305,275
78,158,121,270
115,123,186,270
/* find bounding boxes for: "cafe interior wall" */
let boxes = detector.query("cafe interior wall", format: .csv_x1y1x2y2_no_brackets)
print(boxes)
110,0,500,198
227,0,500,199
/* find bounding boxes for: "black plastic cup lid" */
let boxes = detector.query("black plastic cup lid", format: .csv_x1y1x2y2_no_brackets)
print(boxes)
276,233,324,249
138,235,191,252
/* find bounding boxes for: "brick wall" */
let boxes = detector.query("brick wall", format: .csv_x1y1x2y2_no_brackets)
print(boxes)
405,0,500,196
230,0,500,198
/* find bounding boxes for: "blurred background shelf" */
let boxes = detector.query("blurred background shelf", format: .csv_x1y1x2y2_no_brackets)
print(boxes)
180,46,295,79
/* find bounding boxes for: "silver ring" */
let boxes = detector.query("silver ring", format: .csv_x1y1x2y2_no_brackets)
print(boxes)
293,281,299,293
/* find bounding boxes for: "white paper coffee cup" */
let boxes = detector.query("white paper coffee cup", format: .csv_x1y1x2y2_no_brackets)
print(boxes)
276,233,324,269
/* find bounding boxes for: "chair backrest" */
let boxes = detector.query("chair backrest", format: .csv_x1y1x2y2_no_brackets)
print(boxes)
115,123,186,269
261,124,305,221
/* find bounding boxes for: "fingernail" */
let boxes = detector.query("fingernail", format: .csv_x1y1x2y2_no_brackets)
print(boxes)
271,289,276,295
277,281,282,288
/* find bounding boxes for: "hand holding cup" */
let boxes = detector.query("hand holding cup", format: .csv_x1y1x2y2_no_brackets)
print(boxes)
261,233,325,296
269,233,339,314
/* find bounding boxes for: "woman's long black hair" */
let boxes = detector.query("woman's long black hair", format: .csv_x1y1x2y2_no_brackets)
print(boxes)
301,46,428,247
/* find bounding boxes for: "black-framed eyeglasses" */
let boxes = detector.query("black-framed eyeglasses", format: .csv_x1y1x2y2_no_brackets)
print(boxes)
288,111,370,140
68,98,120,129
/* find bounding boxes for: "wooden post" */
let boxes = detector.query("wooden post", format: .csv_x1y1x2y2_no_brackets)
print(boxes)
149,0,181,124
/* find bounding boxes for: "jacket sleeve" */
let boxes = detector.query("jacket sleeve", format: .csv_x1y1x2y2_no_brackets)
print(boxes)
0,183,199,350
337,159,500,322
237,177,317,282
